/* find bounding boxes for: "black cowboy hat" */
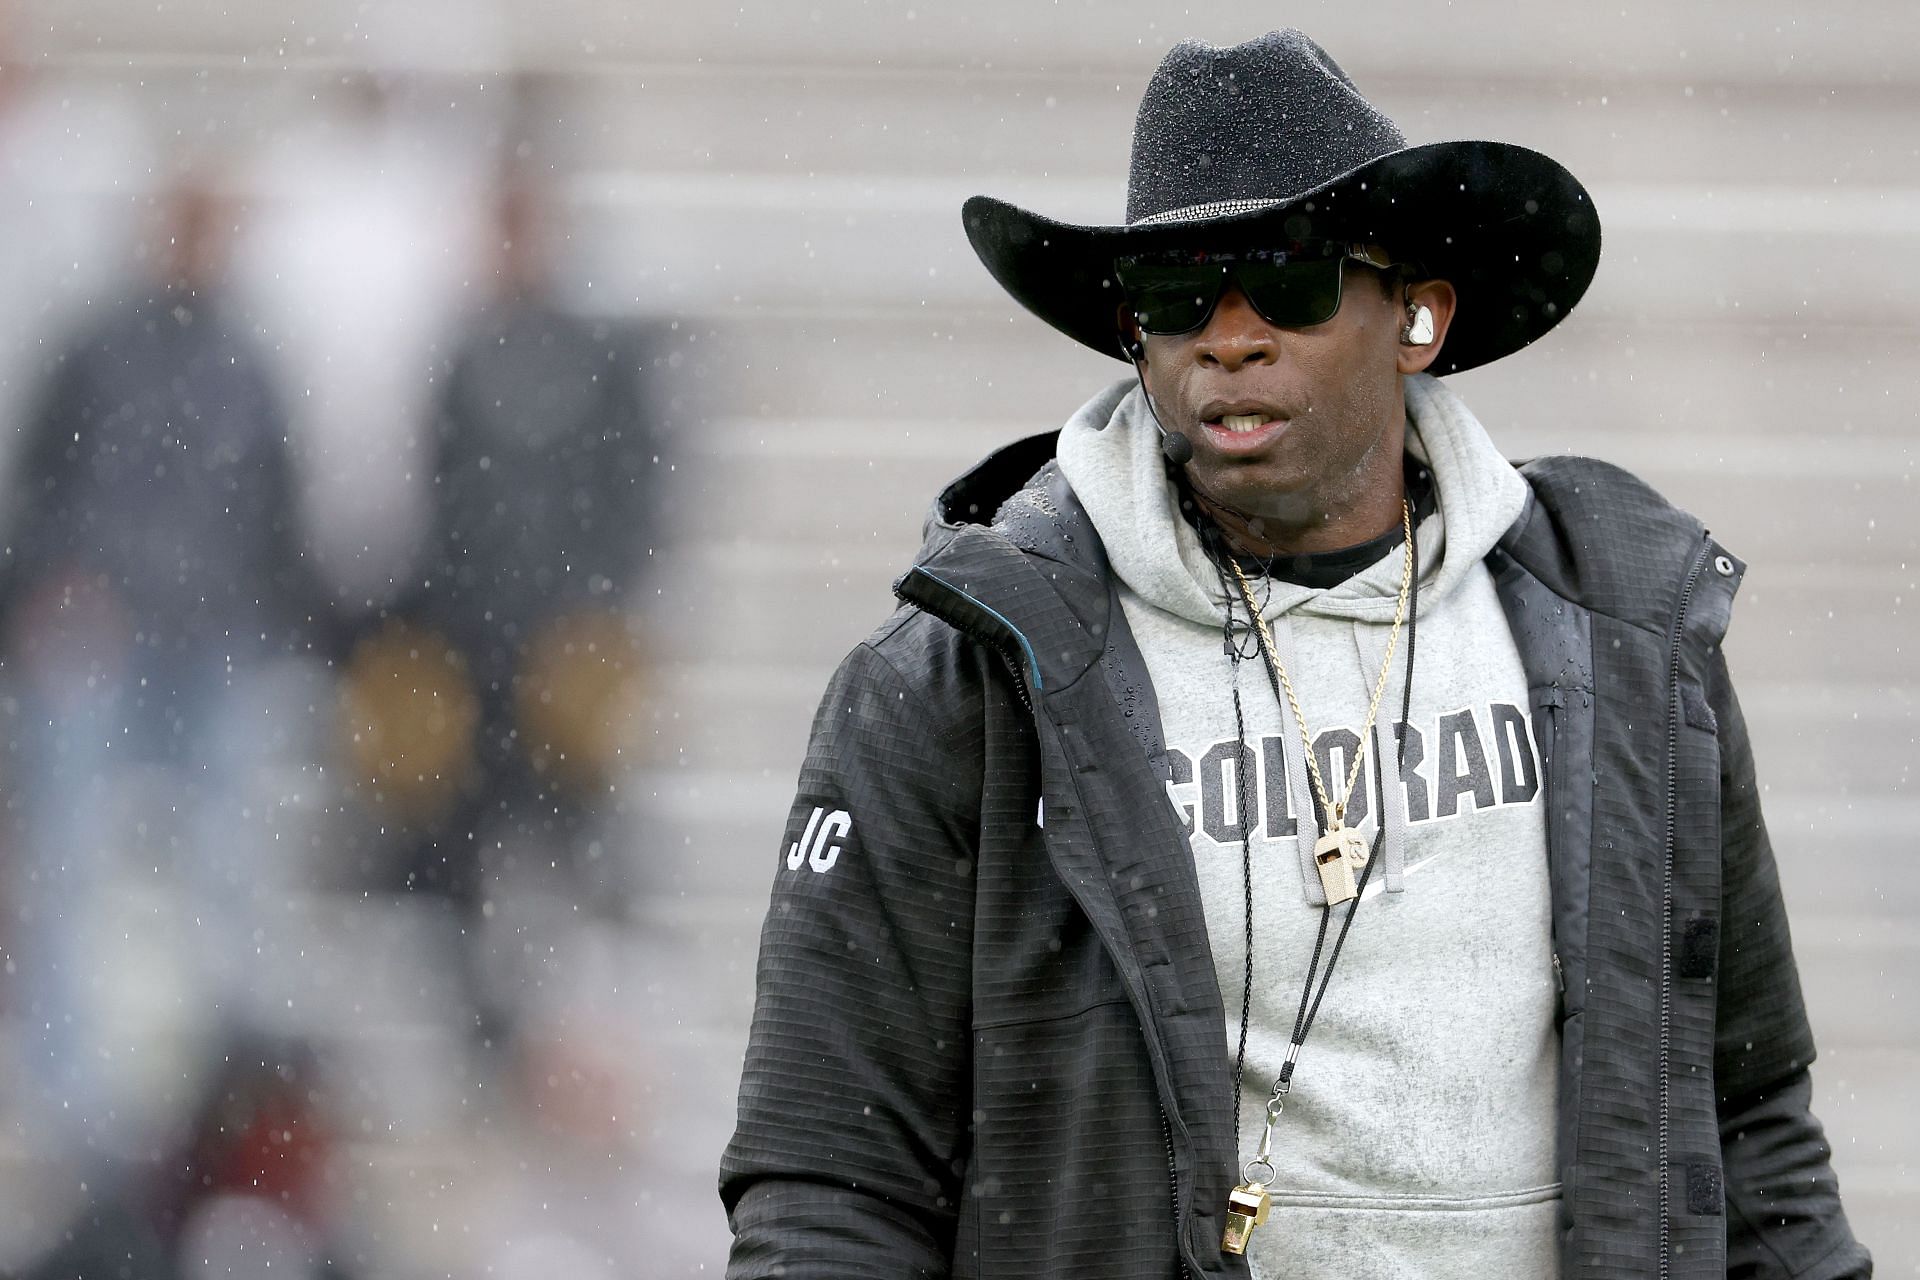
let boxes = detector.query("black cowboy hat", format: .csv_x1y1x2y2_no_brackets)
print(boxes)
962,30,1601,376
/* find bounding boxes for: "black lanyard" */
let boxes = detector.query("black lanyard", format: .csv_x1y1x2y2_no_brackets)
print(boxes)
1216,516,1421,1150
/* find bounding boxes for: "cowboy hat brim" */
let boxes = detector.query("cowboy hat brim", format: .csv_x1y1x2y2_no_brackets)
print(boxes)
963,139,1600,377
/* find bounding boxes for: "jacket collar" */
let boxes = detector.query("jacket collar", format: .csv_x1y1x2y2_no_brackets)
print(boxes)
901,432,1119,702
911,431,1743,659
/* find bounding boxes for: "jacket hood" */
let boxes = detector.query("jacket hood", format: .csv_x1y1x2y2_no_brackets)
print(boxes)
1052,373,1529,628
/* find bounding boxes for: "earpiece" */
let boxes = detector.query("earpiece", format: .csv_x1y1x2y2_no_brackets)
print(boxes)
1401,303,1435,347
1117,329,1193,465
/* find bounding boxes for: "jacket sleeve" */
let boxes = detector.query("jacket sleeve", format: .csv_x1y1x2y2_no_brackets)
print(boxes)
1708,649,1872,1278
720,633,983,1279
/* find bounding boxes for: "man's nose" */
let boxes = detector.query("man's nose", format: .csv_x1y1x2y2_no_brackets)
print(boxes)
1192,283,1279,370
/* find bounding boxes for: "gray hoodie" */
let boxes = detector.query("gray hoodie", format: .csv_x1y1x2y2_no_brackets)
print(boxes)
1057,373,1561,1280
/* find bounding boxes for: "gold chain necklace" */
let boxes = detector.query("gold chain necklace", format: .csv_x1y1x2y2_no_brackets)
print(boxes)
1217,498,1415,1257
1224,498,1413,905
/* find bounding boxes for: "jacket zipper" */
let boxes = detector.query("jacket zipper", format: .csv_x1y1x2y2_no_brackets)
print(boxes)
901,566,1036,714
1160,1106,1193,1280
997,643,1035,714
1659,538,1712,1278
1540,691,1567,1013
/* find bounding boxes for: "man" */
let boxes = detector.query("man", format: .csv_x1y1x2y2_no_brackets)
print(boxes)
721,31,1869,1279
368,169,659,910
0,171,321,1170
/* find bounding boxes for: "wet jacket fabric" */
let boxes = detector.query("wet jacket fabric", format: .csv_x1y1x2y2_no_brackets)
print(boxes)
720,430,1871,1279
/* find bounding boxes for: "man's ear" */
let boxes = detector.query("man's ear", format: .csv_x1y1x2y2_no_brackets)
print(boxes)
1396,278,1458,375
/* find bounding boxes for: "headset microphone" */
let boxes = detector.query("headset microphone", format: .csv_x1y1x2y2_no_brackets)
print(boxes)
1118,331,1195,466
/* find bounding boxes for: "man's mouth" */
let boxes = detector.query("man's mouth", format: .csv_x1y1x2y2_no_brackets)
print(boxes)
1198,416,1290,454
1197,400,1292,437
1196,404,1291,452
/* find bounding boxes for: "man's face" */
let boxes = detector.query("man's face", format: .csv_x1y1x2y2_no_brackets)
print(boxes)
1130,254,1451,535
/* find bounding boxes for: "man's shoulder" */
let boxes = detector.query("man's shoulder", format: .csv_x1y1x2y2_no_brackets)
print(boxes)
1503,453,1739,631
1515,453,1690,525
858,600,980,685
837,587,1015,707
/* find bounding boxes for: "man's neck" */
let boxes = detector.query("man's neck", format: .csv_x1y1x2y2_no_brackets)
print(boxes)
1196,470,1408,560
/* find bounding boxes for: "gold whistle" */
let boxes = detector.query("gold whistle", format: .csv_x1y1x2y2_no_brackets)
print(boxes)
1222,1180,1271,1255
1314,837,1359,904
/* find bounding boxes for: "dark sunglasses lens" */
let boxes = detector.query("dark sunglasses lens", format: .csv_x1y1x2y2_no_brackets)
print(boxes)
1116,262,1223,334
1237,256,1346,327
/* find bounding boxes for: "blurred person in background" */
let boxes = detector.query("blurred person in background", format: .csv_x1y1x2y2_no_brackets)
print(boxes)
0,168,322,1172
339,164,660,1037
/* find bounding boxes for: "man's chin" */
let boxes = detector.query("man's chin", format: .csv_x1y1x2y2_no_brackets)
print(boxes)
1186,460,1307,516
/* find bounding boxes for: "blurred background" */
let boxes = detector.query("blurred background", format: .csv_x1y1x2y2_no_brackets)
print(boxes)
0,0,1911,1275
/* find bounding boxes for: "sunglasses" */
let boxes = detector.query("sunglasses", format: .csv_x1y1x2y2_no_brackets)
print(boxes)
1114,242,1397,336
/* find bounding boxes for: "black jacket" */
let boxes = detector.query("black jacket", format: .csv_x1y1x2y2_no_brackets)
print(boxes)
721,432,1870,1279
